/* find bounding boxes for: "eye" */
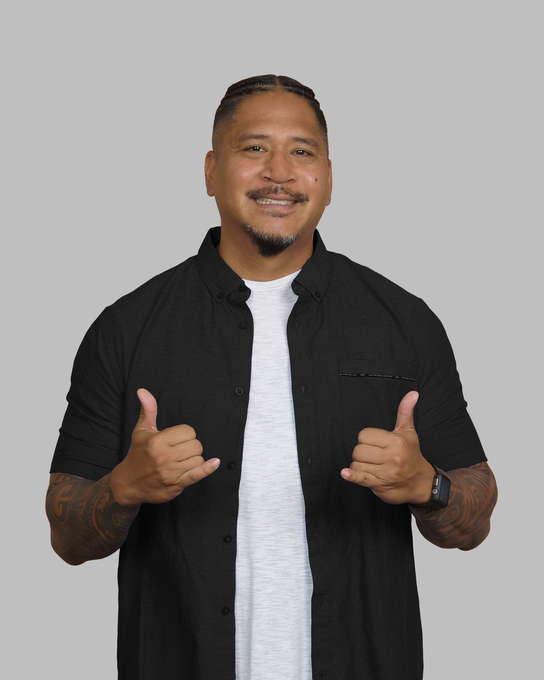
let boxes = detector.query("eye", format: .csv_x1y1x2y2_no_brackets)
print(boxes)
293,149,312,157
246,145,265,152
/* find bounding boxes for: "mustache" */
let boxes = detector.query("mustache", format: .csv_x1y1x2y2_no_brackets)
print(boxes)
246,187,309,203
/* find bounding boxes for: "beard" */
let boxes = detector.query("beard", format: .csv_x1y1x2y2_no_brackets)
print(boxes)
242,223,302,257
242,186,309,257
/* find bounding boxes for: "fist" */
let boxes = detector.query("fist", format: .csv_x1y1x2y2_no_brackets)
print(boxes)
110,389,220,507
340,391,435,505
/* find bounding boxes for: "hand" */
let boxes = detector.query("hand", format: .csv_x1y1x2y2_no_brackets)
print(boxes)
110,389,220,507
340,391,435,505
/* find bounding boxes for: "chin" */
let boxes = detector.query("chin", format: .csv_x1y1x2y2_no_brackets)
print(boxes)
242,223,302,257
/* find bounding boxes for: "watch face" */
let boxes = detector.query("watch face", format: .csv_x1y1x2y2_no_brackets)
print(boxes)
434,472,451,508
411,470,451,513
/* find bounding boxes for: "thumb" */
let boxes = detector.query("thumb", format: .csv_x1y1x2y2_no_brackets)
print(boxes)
135,388,158,431
394,391,419,432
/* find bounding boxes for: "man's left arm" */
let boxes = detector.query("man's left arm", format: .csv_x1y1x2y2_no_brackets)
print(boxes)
410,460,497,550
341,391,498,551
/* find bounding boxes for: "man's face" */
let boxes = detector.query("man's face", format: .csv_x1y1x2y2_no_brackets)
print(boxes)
205,91,332,254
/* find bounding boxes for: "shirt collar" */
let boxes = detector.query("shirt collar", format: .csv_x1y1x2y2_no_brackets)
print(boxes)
196,227,332,303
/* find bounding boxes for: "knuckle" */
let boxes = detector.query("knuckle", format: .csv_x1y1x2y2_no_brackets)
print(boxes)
185,468,203,486
148,434,163,455
392,434,409,451
389,468,402,484
190,438,203,456
186,473,199,486
357,428,369,444
359,473,370,487
181,457,206,487
154,450,171,469
182,439,202,459
157,467,172,484
181,425,197,440
391,453,403,468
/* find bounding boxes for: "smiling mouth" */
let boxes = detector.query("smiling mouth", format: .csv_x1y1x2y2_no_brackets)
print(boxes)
255,198,296,205
247,188,308,204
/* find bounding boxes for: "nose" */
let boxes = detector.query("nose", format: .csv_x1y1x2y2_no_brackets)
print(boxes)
260,151,295,184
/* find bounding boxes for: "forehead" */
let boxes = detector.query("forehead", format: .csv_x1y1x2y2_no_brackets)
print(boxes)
224,91,325,147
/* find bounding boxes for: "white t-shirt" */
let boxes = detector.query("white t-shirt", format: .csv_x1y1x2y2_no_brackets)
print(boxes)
235,270,313,680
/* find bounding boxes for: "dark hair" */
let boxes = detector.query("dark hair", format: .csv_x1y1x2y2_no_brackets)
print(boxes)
212,74,328,152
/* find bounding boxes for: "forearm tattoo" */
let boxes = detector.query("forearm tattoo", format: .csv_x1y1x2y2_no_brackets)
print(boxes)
46,473,139,564
413,462,498,550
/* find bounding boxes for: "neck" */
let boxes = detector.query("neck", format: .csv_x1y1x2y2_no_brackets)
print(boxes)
217,227,314,281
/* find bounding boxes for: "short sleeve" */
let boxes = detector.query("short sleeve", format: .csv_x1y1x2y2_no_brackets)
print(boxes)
415,310,487,471
50,308,126,481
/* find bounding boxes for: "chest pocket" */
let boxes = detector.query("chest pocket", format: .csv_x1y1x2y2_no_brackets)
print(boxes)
338,358,418,449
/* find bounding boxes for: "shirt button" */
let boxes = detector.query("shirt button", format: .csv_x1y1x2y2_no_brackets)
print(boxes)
222,607,231,615
300,384,307,394
216,292,225,300
227,461,237,469
223,535,232,543
238,284,248,293
239,322,249,330
234,387,244,396
305,456,312,467
315,291,321,299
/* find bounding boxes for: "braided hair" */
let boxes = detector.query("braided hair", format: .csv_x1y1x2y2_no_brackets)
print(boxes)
212,74,328,152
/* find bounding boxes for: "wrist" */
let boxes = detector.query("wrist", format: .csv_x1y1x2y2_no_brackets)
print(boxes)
110,463,142,509
410,465,452,513
409,460,436,506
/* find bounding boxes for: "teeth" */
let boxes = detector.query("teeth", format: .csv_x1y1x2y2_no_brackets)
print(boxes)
255,198,296,205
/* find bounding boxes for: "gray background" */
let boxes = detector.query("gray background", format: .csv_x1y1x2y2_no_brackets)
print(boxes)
2,1,541,677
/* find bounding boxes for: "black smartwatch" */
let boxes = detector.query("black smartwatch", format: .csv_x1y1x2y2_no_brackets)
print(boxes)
411,466,451,514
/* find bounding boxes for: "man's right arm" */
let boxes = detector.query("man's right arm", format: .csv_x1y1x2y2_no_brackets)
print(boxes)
47,388,221,565
46,472,140,566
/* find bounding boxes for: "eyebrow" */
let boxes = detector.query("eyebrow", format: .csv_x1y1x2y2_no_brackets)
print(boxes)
238,133,320,149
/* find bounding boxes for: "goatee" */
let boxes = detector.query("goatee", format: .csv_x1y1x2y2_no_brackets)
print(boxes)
242,224,301,257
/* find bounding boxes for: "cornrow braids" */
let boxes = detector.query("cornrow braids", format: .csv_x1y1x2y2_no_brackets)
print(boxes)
212,74,328,153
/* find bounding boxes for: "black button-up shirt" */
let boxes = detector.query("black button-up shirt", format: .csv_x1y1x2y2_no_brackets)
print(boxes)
51,227,486,680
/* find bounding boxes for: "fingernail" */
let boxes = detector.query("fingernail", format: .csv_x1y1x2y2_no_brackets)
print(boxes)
341,469,351,479
211,459,221,469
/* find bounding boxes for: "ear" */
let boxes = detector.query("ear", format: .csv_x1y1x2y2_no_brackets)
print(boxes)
326,159,333,206
204,150,216,197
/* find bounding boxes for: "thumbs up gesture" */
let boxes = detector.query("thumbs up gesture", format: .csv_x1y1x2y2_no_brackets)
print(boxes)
110,389,220,508
341,391,435,505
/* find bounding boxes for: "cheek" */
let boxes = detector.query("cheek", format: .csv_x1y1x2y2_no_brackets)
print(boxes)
235,159,261,180
307,173,331,203
220,160,257,185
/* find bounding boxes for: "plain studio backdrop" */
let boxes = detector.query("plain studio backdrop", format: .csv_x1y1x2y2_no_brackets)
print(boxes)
1,2,541,678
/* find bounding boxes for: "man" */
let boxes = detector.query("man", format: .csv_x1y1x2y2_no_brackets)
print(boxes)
47,75,497,680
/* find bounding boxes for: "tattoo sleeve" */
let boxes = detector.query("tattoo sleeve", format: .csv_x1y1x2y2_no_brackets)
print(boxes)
46,473,140,565
411,462,498,551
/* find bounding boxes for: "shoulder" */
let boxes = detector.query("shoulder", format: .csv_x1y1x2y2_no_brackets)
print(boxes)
76,256,200,362
328,250,431,317
99,255,198,329
112,255,197,310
